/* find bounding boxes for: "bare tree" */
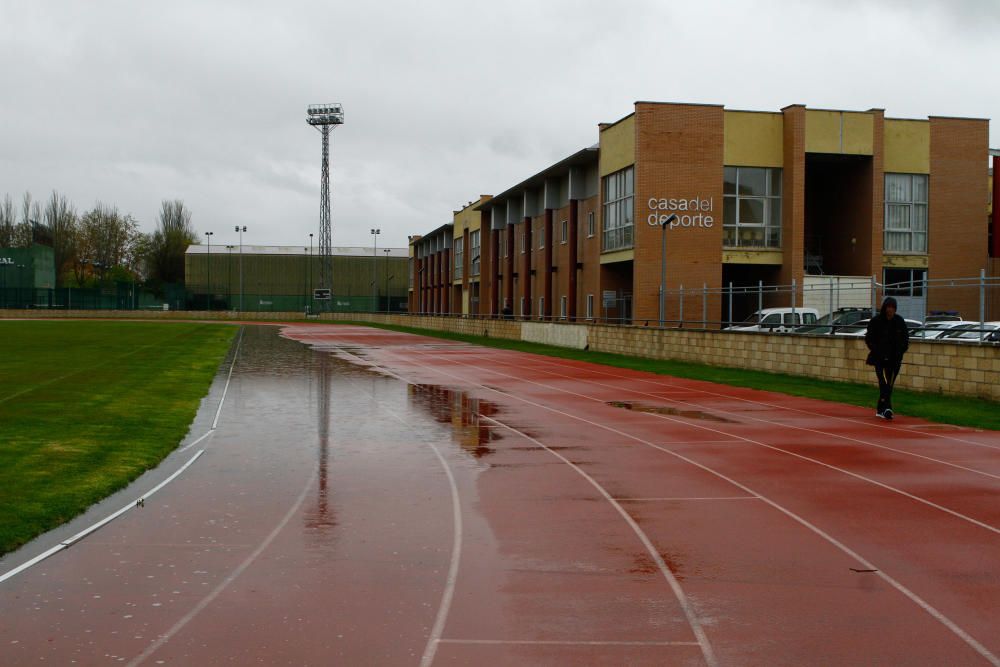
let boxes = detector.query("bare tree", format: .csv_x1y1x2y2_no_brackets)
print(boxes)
0,194,15,247
44,191,77,285
146,200,197,284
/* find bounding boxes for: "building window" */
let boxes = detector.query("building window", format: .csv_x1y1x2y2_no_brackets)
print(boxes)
520,229,526,254
560,295,567,319
885,173,928,253
586,294,594,319
520,296,527,317
503,227,509,258
884,268,926,297
602,165,634,251
408,257,413,288
723,166,782,248
470,229,481,276
587,211,595,237
454,236,464,272
538,296,545,318
538,224,545,249
561,219,568,243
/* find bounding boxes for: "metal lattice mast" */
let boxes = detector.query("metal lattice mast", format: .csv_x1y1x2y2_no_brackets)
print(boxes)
306,104,344,305
318,125,333,292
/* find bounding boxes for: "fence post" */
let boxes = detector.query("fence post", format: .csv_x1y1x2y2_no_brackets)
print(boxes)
702,282,707,329
828,277,834,320
980,268,986,342
791,278,796,327
871,274,878,315
758,279,763,317
679,284,684,327
727,281,733,328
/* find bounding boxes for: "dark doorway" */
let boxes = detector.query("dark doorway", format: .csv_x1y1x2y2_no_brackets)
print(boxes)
804,154,874,276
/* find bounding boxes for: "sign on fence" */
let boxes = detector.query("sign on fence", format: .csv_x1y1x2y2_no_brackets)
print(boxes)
313,289,331,300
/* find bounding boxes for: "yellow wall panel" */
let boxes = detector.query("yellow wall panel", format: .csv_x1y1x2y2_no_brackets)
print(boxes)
599,114,635,177
884,119,930,174
842,113,874,154
805,110,841,153
723,111,783,167
806,110,873,155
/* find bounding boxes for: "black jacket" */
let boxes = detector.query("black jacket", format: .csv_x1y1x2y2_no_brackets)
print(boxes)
865,314,909,365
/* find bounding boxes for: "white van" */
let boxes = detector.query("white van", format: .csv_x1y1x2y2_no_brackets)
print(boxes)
726,307,820,333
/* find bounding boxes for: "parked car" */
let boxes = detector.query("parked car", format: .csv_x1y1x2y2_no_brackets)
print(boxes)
924,312,963,323
835,317,923,337
727,308,819,333
909,320,979,340
795,307,873,334
937,322,1000,342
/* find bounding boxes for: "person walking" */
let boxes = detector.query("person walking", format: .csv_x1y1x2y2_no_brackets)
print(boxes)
864,296,909,419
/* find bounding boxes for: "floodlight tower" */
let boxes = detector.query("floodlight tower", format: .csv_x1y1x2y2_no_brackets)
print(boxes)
306,103,345,306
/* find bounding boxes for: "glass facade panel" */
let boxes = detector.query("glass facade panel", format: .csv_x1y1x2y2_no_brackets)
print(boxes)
722,166,782,248
884,173,928,253
602,166,634,252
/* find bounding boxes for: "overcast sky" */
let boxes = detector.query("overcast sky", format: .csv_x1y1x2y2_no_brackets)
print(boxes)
1,0,997,250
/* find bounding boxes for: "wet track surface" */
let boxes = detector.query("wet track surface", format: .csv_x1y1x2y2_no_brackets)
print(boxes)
1,323,999,665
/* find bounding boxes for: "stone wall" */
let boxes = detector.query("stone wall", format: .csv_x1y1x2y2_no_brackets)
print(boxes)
4,309,996,401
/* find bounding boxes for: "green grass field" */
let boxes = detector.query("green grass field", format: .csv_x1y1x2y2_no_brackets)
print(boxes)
0,321,236,556
343,320,1000,432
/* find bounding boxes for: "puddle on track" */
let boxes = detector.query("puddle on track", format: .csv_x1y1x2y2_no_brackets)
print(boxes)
607,400,736,423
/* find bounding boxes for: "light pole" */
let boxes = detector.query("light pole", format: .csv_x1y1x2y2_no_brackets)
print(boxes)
370,228,380,311
658,214,678,327
226,245,234,309
235,225,246,312
383,248,391,312
309,233,314,310
204,231,214,310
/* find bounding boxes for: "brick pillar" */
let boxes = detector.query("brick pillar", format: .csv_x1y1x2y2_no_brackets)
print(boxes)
442,248,451,314
568,199,579,320
993,155,1000,259
431,253,439,314
779,105,806,295
490,228,500,316
521,218,532,317
504,226,514,311
543,209,553,319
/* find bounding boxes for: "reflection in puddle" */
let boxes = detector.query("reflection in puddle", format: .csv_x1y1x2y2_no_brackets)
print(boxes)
407,384,503,458
303,350,337,547
607,400,735,423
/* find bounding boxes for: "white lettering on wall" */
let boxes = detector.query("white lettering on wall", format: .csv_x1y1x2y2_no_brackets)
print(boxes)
646,197,714,228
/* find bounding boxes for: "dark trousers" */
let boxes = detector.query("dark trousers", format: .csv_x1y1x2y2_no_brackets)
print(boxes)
874,362,901,413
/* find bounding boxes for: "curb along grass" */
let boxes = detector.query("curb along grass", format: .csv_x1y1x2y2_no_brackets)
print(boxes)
0,321,236,556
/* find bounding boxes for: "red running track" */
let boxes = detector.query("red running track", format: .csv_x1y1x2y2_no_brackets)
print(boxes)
1,323,998,666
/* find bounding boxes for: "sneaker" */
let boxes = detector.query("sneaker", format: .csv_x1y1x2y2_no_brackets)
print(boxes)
884,409,893,420
876,410,886,419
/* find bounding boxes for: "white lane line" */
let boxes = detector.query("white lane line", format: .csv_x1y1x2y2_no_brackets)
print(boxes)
615,497,759,502
127,468,317,667
211,326,244,430
483,414,720,667
326,350,704,667
521,352,1000,452
437,638,700,646
0,326,244,585
0,449,204,585
330,354,465,667
372,346,1000,667
530,359,1000,480
407,348,1000,536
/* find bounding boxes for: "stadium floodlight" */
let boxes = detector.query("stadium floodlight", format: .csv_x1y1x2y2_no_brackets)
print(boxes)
307,102,345,311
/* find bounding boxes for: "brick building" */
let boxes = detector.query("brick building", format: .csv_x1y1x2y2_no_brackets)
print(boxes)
410,101,994,323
